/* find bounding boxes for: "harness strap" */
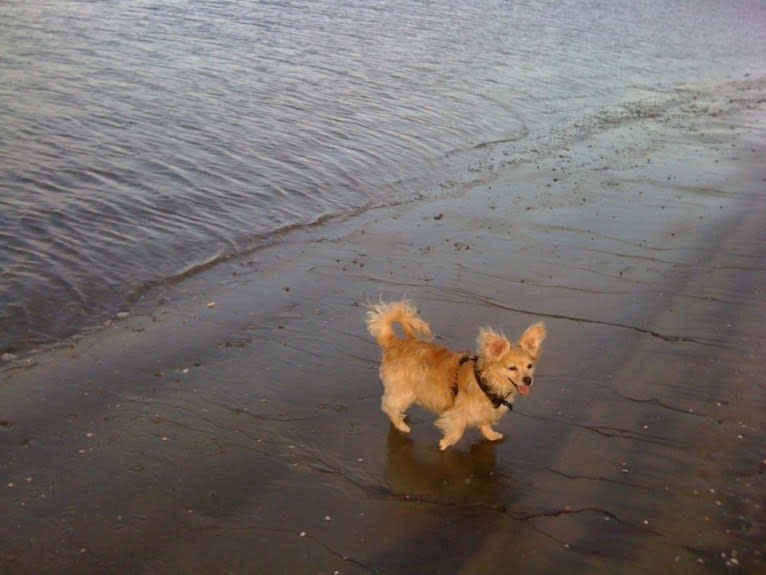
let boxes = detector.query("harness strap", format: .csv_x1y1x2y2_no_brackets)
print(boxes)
474,366,514,410
459,355,514,410
451,354,476,398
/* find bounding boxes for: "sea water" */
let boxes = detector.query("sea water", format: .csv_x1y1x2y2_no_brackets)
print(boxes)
1,0,764,352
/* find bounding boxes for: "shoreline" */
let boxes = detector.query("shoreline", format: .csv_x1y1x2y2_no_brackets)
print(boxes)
1,78,764,574
3,75,762,359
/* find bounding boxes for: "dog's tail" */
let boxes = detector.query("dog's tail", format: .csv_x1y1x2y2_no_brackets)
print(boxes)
366,300,432,350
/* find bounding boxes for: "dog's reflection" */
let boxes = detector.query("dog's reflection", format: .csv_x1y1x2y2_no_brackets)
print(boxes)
384,426,502,506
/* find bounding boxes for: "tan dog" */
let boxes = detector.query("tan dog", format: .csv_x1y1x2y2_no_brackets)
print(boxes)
366,300,546,450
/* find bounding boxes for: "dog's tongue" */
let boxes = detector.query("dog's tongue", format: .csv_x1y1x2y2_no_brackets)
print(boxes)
517,384,530,396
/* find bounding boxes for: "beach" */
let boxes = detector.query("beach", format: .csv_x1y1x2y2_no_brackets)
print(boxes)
1,78,763,574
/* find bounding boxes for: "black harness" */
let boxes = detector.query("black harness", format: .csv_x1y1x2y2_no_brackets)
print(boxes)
456,355,514,410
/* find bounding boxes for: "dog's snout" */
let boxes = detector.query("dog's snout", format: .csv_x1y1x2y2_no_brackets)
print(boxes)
523,376,532,385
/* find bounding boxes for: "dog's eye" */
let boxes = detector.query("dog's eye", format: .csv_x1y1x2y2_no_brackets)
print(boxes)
508,366,517,371
527,363,533,369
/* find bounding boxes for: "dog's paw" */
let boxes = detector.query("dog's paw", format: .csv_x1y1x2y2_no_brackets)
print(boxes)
393,422,411,434
483,430,504,442
439,438,455,451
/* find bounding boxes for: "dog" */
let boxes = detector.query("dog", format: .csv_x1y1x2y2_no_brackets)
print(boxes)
366,300,546,450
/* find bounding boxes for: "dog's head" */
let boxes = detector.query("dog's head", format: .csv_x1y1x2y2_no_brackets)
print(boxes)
477,322,547,398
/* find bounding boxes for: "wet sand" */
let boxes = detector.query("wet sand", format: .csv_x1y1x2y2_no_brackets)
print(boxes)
1,79,764,574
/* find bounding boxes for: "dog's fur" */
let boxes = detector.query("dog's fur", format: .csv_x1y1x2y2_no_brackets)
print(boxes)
366,300,546,450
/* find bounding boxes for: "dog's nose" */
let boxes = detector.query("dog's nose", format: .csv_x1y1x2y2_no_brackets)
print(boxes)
523,376,532,385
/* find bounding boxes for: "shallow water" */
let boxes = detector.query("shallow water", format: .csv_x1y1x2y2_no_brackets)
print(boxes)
1,0,764,352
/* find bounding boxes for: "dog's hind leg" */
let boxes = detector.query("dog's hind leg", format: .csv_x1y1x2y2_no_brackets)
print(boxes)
381,391,413,433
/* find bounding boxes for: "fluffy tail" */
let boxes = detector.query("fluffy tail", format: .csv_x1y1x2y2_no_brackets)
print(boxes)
365,300,432,350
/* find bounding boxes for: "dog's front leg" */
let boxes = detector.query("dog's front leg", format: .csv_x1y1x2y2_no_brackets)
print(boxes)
439,433,464,451
479,424,503,442
436,413,466,451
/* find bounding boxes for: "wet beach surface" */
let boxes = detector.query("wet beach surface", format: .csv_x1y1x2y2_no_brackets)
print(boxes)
1,80,764,573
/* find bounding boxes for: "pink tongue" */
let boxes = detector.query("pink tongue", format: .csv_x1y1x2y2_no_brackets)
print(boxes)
518,385,530,396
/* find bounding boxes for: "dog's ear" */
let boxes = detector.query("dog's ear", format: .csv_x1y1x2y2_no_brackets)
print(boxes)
478,328,510,359
519,322,546,358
